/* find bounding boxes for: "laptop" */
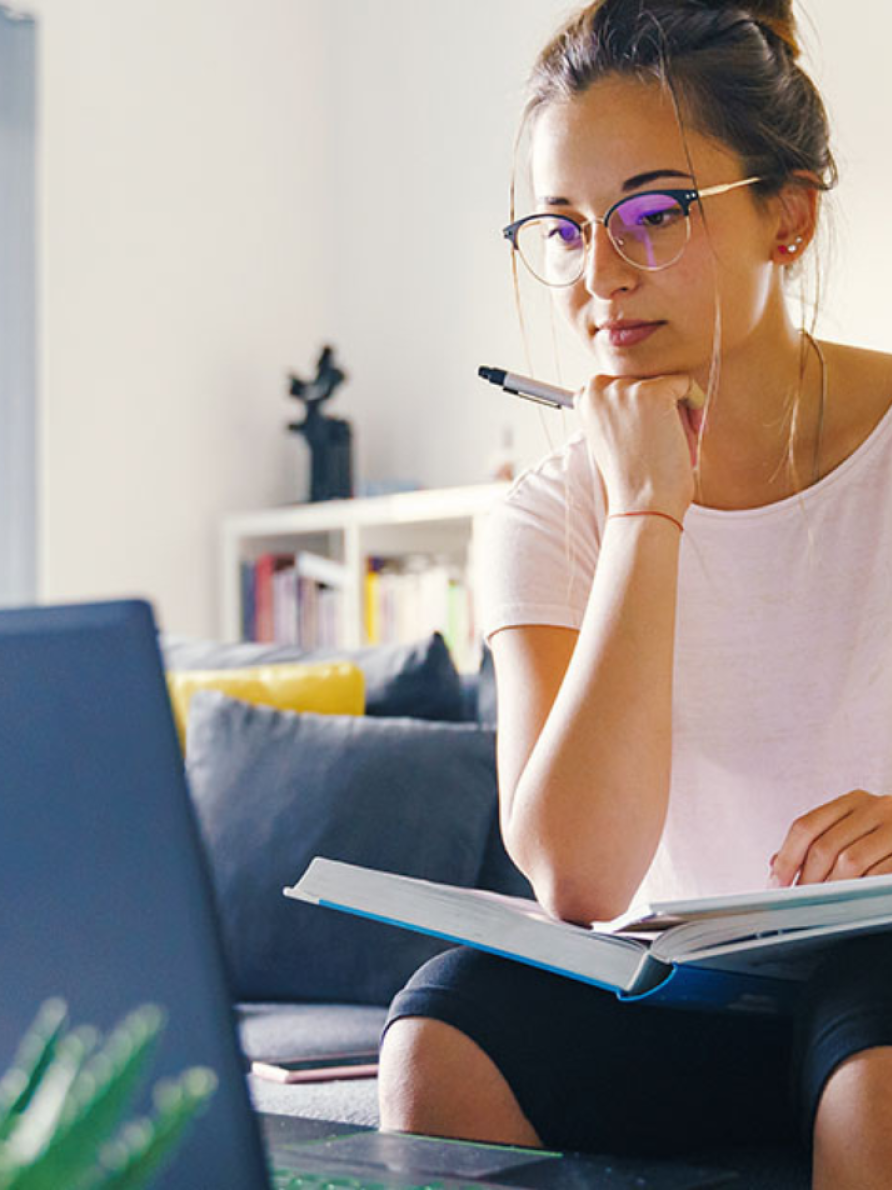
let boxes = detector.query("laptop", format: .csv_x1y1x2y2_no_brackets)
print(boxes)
0,599,736,1188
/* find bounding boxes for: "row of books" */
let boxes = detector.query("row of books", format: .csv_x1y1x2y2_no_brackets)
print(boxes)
364,557,474,669
240,553,347,650
241,552,476,665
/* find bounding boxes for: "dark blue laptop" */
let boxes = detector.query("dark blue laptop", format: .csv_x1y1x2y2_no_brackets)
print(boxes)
0,599,737,1188
0,600,270,1186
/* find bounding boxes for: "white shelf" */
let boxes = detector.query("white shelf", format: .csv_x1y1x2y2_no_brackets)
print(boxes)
222,483,509,536
220,483,510,665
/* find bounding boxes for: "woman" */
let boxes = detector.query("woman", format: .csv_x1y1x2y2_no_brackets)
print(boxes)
379,3,892,1185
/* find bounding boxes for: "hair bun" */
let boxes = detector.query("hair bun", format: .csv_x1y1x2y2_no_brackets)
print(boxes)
698,0,800,60
747,1,799,57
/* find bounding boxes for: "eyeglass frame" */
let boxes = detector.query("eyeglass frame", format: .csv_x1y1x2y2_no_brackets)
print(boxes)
502,176,765,284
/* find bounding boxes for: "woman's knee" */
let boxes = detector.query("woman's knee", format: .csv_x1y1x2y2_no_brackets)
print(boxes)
378,1016,541,1146
378,1016,459,1117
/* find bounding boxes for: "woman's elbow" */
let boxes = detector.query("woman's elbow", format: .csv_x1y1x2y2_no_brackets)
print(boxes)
533,868,637,926
505,834,639,924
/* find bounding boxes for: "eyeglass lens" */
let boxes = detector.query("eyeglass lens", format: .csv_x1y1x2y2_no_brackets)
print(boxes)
516,193,689,284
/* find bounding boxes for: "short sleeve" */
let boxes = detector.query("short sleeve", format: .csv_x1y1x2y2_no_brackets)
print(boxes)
476,434,605,641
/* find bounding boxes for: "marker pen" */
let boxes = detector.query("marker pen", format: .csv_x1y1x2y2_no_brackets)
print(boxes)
478,365,707,411
477,366,574,410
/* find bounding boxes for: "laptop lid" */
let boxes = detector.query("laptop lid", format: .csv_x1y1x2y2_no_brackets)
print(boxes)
0,599,270,1187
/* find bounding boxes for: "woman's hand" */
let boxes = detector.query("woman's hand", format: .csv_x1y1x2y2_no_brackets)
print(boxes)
574,373,702,522
769,790,892,887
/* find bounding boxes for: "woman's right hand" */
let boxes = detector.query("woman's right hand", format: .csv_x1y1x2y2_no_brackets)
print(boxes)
574,373,702,522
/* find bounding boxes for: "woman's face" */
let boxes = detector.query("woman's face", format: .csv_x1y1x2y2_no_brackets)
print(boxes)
529,75,783,379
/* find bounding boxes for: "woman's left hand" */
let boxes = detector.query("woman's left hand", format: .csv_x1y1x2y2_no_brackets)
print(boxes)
770,789,892,887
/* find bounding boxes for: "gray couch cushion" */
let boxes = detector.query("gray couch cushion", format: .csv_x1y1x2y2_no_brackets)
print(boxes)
237,1003,386,1063
186,692,498,1004
163,631,465,722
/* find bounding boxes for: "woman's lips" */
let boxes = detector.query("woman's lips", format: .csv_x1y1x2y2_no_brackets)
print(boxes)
599,322,664,348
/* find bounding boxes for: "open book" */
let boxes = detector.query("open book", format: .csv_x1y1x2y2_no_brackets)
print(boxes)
285,859,892,1016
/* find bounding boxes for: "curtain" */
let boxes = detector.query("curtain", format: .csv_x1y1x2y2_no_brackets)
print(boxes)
0,7,36,606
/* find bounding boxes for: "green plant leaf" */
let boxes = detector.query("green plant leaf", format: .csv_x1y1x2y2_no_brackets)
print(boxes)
0,1004,217,1190
87,1067,218,1190
3,1008,165,1190
0,1002,68,1141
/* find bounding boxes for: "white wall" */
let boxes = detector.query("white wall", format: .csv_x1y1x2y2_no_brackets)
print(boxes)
32,0,338,635
29,0,892,635
320,0,582,493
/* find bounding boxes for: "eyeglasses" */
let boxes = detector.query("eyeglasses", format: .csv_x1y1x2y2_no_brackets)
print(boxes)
503,176,764,286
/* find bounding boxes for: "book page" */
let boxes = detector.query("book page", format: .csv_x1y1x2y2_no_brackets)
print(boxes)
651,871,892,921
675,915,892,976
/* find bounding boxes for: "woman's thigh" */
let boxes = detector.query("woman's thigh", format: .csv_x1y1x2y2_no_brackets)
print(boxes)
793,931,892,1146
383,947,799,1158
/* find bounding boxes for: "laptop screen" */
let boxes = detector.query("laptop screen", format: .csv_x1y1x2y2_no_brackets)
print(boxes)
0,600,270,1187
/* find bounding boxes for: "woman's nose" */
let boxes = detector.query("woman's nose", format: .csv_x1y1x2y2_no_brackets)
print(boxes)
582,221,640,299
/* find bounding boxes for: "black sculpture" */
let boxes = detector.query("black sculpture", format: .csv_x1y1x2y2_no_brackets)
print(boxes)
287,345,354,502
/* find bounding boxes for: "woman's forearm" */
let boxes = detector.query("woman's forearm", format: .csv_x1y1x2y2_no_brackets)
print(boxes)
505,516,682,922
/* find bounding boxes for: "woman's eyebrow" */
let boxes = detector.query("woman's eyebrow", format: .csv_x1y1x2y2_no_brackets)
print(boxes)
537,169,695,206
620,168,695,192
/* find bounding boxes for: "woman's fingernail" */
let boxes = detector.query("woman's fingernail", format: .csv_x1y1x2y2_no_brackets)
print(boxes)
768,872,783,889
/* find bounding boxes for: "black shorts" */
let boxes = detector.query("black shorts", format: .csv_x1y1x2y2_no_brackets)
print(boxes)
382,932,892,1159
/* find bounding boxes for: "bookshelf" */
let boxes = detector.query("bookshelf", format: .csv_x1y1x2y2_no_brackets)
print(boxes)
220,483,510,671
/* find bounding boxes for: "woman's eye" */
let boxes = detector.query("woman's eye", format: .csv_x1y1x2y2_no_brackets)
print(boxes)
637,207,683,229
615,195,686,234
546,222,582,248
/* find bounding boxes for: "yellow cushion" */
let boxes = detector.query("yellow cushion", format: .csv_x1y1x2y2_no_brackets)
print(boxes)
166,661,365,751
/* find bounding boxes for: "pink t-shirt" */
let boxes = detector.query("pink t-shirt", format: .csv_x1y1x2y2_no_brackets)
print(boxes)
478,409,892,904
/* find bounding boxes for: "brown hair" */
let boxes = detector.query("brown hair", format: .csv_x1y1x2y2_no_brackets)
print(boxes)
512,0,839,500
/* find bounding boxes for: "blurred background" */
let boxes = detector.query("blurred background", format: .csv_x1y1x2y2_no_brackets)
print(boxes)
0,0,881,637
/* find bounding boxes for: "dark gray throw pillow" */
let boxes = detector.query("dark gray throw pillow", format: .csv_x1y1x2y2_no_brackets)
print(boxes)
477,643,497,728
162,632,465,722
186,691,498,1005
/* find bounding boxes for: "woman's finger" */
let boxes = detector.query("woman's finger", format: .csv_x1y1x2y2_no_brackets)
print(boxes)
824,823,892,882
796,809,890,884
771,790,873,886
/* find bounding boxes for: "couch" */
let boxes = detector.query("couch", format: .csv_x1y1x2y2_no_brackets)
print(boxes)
163,631,811,1189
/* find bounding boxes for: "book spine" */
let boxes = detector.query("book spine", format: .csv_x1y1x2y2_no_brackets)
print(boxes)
318,586,342,650
364,562,381,645
254,554,274,643
623,962,802,1016
255,554,296,643
272,565,296,645
240,561,255,641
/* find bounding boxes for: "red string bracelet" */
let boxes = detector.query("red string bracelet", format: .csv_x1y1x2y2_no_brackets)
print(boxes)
607,510,684,534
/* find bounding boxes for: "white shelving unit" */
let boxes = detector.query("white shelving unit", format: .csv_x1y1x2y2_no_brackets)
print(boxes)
220,482,510,665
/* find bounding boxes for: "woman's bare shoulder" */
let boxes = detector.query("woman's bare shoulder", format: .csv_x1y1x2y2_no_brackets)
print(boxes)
824,340,892,401
820,340,892,464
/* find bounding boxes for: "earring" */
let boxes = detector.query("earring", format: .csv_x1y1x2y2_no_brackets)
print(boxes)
779,236,804,256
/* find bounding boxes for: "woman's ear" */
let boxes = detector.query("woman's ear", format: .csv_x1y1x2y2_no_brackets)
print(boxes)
771,171,820,265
